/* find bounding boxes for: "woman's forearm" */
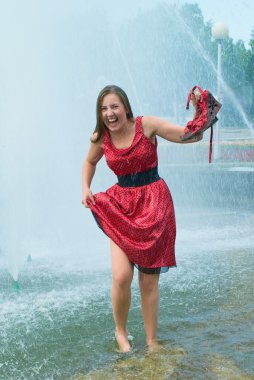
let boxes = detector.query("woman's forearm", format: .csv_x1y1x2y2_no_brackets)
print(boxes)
82,160,96,193
81,140,104,206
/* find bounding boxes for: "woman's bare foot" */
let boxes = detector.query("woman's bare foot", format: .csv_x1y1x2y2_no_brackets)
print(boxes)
115,331,132,353
147,340,164,353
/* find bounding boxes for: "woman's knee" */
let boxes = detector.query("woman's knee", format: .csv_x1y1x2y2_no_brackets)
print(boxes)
139,273,159,293
112,270,133,289
111,240,133,288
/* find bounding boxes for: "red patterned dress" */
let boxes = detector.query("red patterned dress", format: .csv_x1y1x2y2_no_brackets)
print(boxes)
89,116,176,273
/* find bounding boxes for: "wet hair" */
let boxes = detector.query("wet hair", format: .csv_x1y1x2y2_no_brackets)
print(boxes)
91,85,134,143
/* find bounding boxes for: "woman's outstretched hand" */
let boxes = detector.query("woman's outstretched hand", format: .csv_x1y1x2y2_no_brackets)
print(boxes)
190,133,203,142
81,188,95,208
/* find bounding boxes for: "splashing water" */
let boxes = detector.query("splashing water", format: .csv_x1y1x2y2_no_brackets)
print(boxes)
0,3,253,379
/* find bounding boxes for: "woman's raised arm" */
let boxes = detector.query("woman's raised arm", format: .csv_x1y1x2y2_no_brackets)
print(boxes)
142,115,202,144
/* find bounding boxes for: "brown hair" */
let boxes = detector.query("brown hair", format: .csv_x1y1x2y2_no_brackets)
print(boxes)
91,85,134,143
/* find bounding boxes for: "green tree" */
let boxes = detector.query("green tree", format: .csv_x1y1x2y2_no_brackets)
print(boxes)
118,2,252,125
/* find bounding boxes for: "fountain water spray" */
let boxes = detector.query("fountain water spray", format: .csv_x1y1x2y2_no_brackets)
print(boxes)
112,28,142,114
169,5,254,138
9,255,21,290
12,280,20,291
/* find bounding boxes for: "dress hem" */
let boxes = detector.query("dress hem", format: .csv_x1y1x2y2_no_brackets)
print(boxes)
91,211,176,275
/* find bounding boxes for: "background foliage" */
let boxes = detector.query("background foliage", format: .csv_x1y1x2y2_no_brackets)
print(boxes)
116,2,254,125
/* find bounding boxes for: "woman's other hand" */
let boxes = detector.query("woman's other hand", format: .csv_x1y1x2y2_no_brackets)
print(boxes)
81,188,95,208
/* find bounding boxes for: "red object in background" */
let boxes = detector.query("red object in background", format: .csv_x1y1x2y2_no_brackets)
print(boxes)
181,85,222,163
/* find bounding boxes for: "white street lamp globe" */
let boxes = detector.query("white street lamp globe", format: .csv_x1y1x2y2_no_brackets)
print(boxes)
212,22,229,40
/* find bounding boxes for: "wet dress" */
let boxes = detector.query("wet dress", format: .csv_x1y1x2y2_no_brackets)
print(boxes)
89,116,176,274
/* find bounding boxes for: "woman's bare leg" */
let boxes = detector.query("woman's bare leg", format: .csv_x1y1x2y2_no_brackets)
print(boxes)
110,240,134,352
138,271,160,349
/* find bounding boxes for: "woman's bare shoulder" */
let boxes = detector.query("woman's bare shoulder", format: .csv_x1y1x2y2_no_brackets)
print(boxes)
90,131,103,146
86,132,104,164
141,116,163,137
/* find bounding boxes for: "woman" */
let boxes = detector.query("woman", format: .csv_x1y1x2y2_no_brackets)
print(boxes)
81,85,202,353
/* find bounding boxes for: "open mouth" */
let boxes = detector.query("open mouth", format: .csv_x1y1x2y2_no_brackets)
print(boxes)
107,117,118,124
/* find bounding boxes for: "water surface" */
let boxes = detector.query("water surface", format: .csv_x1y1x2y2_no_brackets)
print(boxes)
0,208,253,379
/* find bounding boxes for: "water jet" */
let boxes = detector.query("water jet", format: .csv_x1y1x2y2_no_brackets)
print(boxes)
12,280,20,291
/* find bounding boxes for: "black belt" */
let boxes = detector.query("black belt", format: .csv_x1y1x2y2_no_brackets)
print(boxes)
117,166,160,187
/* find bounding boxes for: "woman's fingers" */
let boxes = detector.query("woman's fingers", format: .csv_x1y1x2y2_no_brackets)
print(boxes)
191,133,203,142
81,199,89,208
195,91,202,102
191,92,202,104
81,190,95,208
191,93,197,107
196,133,203,141
89,191,96,205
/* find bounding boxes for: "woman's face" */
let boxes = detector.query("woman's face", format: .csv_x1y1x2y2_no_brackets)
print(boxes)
101,93,128,132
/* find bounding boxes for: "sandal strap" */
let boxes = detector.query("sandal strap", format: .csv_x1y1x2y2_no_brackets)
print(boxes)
209,126,213,163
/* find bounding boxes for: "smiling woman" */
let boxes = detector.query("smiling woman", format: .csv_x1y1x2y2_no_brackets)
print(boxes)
92,86,135,143
81,84,204,353
100,94,136,148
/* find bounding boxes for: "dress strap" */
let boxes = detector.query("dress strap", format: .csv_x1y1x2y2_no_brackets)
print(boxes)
102,128,110,145
135,116,143,134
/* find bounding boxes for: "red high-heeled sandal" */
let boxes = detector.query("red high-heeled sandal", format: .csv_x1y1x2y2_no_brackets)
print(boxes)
181,85,222,163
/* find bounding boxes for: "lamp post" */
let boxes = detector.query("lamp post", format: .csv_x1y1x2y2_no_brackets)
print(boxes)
211,22,229,160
